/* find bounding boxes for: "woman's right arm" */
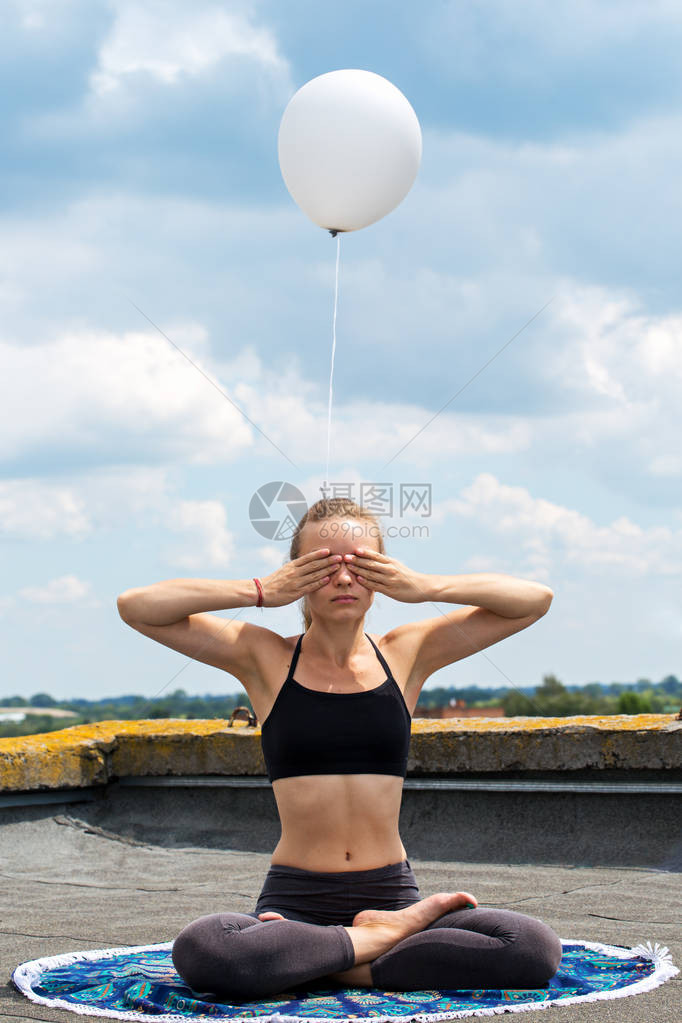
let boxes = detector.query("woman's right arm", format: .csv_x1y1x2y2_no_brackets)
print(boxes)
117,578,258,626
116,579,265,683
116,550,342,683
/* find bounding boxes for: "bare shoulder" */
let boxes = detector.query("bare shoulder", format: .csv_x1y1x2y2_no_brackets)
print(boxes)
247,628,300,687
372,606,544,702
243,629,301,726
368,623,431,693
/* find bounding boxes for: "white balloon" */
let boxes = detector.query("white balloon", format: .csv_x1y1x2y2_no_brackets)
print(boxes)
278,69,422,234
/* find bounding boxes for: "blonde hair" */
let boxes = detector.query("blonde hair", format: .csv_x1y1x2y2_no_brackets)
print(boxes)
289,498,386,631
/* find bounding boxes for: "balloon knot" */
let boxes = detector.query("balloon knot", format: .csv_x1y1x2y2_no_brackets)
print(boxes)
328,229,339,237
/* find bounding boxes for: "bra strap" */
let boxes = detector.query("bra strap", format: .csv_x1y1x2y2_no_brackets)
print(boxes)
365,633,395,680
286,634,304,681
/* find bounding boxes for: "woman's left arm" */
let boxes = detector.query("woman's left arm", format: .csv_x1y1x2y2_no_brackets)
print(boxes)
419,572,553,618
343,550,552,617
343,550,553,682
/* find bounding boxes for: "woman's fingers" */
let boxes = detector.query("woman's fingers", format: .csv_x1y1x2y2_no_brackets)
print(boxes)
299,553,342,578
344,552,381,567
299,547,330,560
346,561,383,580
297,548,334,566
305,576,330,591
301,563,340,587
263,551,337,606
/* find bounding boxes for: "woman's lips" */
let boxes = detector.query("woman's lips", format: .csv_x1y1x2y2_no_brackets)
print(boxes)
333,596,356,602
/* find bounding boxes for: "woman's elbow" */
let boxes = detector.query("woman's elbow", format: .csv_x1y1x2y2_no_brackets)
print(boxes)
117,590,139,622
535,586,554,616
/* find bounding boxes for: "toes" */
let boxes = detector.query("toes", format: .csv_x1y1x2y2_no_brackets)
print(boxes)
458,892,477,908
434,892,477,913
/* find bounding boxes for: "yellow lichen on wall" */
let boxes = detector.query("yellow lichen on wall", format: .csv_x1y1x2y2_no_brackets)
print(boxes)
0,718,235,752
0,715,679,793
0,719,247,791
408,714,672,733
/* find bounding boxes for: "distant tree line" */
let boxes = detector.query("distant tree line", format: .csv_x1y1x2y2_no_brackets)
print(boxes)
0,675,679,739
497,674,680,717
0,689,250,738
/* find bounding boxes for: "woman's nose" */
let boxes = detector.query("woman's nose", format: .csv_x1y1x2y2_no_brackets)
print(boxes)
334,560,354,581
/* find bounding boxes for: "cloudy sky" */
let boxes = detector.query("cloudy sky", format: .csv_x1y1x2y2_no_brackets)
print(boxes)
2,0,681,701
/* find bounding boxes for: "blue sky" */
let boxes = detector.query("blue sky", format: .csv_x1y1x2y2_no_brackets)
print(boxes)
2,0,681,701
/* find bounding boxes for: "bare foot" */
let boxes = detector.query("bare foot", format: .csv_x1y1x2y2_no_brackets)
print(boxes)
344,891,477,966
351,891,477,931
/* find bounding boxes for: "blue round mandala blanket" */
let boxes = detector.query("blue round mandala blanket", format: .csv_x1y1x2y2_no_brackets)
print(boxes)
12,938,678,1022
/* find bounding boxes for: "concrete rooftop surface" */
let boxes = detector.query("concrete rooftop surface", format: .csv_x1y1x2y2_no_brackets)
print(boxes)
2,718,680,1021
2,806,680,1023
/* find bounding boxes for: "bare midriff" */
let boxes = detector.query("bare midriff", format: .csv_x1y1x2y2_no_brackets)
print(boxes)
269,772,408,872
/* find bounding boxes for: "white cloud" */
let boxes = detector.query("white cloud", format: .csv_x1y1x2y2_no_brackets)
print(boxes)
0,187,678,529
414,110,682,289
6,0,53,32
163,498,235,569
339,400,531,465
0,466,171,541
0,325,254,467
6,268,680,540
650,454,682,477
543,282,682,478
237,386,532,469
0,307,538,479
90,0,290,95
254,544,288,571
0,467,240,589
549,283,682,399
0,479,91,539
438,472,682,578
19,574,98,604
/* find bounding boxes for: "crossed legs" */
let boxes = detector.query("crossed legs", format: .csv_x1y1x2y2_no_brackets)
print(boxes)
172,911,354,1001
370,907,562,991
172,895,562,1001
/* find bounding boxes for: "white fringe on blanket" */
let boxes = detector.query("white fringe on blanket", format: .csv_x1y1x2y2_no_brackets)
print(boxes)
11,938,679,1023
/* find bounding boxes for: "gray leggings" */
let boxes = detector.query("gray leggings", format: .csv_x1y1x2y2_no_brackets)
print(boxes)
172,859,562,1002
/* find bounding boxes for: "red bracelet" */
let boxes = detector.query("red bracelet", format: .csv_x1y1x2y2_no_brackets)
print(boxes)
253,577,264,609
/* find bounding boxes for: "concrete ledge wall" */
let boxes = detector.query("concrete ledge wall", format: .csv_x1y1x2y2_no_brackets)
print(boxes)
1,715,679,793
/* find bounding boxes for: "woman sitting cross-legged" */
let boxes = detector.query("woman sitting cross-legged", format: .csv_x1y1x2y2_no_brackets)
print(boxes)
117,497,563,1001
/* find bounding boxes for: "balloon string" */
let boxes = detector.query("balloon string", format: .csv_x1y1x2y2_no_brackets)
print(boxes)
324,233,341,496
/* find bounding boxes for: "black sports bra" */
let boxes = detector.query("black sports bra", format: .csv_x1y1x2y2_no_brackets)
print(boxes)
260,633,412,783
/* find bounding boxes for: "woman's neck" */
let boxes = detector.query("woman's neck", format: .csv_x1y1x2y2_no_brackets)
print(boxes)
304,621,369,668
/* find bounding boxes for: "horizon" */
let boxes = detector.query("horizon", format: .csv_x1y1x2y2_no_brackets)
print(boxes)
2,673,678,707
